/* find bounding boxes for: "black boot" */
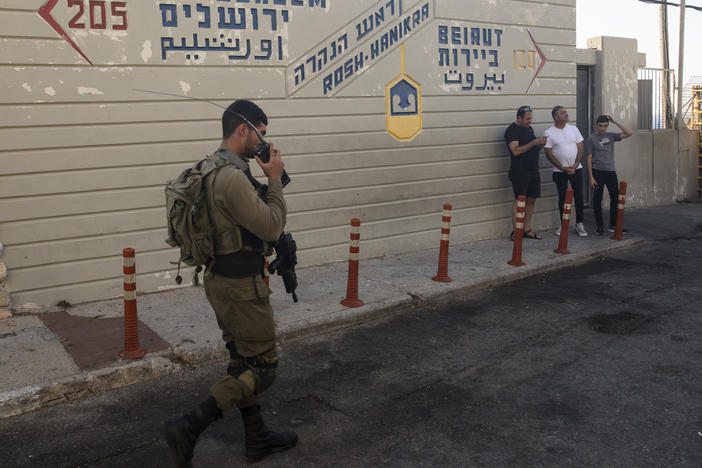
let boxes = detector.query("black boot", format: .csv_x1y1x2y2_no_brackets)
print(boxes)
164,397,222,468
240,405,298,463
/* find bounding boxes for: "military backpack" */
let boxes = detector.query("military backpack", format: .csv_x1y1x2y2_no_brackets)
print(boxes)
164,157,224,281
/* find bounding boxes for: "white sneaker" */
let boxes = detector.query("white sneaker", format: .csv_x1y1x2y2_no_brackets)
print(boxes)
575,223,587,237
555,227,561,236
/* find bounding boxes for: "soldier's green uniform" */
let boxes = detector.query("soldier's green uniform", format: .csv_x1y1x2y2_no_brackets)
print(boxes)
164,100,298,467
204,148,286,411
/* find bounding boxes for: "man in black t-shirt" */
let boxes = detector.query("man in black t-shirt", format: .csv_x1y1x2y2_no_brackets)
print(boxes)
504,105,547,239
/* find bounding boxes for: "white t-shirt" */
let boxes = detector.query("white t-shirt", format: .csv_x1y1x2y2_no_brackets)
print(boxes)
544,124,584,172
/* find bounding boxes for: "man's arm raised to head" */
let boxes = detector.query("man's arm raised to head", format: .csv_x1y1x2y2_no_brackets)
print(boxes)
608,115,633,139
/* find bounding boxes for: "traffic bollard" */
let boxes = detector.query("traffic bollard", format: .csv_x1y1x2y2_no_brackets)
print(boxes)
341,218,364,308
554,189,573,255
432,203,453,283
119,248,146,360
508,195,527,267
611,181,628,241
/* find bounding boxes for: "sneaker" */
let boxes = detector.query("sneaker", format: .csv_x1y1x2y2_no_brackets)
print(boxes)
608,225,629,234
596,226,604,235
555,227,561,236
575,223,587,237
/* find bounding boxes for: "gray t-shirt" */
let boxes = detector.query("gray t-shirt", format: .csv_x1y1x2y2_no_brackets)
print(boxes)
586,132,622,171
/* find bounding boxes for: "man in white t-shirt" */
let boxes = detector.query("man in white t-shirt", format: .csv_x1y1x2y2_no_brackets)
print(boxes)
544,105,587,236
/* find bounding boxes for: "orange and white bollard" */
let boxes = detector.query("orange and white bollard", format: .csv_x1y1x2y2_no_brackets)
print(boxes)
341,218,363,308
611,181,628,241
432,203,452,283
554,189,573,255
119,248,146,360
508,195,527,267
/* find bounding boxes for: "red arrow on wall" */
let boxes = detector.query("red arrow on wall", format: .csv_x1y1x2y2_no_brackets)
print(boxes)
525,29,546,94
38,0,94,65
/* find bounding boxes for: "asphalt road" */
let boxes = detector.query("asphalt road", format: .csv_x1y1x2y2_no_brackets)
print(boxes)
2,236,701,468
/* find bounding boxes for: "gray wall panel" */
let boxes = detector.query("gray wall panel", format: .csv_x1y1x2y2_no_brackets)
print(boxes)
1,0,575,308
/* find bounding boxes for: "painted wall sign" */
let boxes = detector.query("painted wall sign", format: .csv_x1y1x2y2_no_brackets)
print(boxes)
434,23,547,94
286,0,433,97
38,0,130,64
385,44,422,141
35,0,547,97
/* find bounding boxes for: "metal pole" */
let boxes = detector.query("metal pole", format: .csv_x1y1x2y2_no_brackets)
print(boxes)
676,0,686,129
676,0,686,201
660,3,671,128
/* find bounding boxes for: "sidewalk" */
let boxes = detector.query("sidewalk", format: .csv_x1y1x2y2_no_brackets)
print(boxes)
1,202,701,419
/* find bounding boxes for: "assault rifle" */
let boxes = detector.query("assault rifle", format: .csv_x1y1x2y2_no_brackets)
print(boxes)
268,233,298,303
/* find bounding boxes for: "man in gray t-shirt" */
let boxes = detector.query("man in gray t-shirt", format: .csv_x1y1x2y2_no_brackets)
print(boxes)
585,114,633,234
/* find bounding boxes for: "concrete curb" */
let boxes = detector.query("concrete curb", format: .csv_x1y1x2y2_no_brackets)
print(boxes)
279,239,650,341
0,355,181,419
0,238,647,420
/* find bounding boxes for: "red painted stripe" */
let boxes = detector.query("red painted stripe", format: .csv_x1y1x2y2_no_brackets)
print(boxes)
350,246,360,254
38,0,94,65
350,218,361,226
441,228,450,234
123,266,136,274
442,216,451,222
525,29,547,94
124,283,136,291
350,233,361,240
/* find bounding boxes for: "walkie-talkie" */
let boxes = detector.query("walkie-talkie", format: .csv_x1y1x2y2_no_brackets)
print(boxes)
253,141,291,187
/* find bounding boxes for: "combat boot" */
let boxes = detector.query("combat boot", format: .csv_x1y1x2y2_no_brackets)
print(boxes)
164,396,222,468
240,404,298,463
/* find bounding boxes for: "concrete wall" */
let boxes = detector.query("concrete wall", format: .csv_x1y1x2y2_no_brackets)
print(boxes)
581,36,698,208
587,36,644,130
1,0,577,309
615,129,698,207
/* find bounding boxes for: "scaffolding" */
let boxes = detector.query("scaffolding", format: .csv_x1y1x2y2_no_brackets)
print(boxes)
694,86,702,198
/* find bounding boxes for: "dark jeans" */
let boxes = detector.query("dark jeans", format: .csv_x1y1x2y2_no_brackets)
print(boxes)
592,169,619,228
552,169,584,224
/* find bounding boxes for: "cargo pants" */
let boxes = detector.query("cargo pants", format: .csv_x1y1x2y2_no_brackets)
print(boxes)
204,272,278,412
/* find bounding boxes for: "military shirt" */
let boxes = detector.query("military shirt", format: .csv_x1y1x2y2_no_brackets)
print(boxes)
208,149,287,254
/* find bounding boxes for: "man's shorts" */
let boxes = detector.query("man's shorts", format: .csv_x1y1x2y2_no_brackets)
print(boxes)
508,169,541,199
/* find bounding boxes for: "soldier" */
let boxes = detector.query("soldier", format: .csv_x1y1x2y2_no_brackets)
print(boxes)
164,100,297,466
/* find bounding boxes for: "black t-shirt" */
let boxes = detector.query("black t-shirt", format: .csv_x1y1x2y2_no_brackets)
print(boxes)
504,122,539,171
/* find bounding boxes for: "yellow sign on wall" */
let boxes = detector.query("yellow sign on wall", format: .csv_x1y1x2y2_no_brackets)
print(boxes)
385,45,422,141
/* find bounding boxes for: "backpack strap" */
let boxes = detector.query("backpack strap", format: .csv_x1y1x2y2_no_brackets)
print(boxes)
205,150,268,254
203,162,225,272
203,155,250,260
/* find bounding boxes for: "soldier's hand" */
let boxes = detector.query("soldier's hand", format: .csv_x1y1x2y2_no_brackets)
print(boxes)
255,143,284,182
